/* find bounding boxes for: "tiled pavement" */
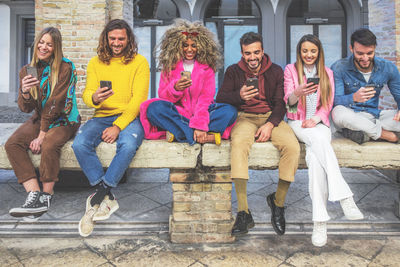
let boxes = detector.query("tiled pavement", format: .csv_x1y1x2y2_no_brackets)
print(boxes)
0,167,399,236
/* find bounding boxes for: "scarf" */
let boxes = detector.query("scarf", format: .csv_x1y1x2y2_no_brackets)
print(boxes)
40,57,80,129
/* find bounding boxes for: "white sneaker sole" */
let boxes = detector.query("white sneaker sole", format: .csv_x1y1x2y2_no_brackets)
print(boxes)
312,238,327,247
78,216,95,237
9,208,47,218
345,213,364,220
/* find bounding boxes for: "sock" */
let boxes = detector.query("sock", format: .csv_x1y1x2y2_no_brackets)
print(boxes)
234,178,249,213
90,181,111,206
107,190,115,200
274,179,291,207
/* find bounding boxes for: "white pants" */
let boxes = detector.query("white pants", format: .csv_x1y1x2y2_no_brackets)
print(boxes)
288,120,353,222
332,105,400,140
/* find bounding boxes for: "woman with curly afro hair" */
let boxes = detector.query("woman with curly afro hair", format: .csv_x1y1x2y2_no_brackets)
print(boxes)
140,19,237,145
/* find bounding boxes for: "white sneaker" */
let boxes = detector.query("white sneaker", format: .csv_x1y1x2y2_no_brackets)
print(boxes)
78,194,99,237
312,221,327,247
93,195,119,221
340,197,364,220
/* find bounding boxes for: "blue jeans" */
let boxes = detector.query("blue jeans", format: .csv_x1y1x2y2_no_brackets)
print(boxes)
147,101,237,145
72,116,144,187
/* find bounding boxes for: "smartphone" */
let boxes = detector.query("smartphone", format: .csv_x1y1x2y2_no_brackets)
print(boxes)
364,83,376,90
26,66,38,79
307,77,320,85
181,71,191,80
100,80,112,91
246,77,258,90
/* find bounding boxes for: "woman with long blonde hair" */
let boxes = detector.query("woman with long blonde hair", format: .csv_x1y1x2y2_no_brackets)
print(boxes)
5,27,80,221
140,19,237,145
284,34,363,247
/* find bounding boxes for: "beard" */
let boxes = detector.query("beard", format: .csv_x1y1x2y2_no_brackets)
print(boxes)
246,59,261,70
354,57,373,71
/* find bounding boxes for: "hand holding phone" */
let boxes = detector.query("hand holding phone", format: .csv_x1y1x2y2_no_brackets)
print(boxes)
21,66,39,94
100,80,112,92
181,71,191,80
93,80,113,105
175,72,192,91
26,66,38,79
306,77,320,86
240,78,259,101
246,77,258,90
354,83,376,103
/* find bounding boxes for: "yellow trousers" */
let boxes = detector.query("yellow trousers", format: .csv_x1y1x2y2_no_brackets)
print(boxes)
230,112,300,182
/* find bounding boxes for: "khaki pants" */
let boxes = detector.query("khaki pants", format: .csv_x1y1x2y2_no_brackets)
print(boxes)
230,112,300,182
5,117,79,184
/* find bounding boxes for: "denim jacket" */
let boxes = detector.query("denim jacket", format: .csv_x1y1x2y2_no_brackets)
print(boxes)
331,55,400,117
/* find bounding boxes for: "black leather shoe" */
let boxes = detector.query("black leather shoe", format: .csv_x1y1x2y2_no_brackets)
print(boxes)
231,210,255,236
267,193,285,235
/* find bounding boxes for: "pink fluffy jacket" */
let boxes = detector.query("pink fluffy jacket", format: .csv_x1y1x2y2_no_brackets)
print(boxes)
140,60,233,140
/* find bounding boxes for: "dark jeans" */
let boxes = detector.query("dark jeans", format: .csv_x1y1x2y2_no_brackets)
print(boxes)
146,100,237,145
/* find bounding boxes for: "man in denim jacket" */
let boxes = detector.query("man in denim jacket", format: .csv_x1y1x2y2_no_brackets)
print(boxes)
331,28,400,144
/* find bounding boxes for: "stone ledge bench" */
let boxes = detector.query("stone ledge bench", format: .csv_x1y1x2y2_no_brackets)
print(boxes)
1,123,400,243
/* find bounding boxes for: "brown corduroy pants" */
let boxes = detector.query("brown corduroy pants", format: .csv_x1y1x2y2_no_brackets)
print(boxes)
5,117,79,184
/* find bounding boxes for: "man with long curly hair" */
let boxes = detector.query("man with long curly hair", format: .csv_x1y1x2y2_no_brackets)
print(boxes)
140,19,237,145
72,19,150,237
217,32,300,237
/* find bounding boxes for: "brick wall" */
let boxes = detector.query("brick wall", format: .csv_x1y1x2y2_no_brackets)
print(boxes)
368,0,399,110
35,0,133,122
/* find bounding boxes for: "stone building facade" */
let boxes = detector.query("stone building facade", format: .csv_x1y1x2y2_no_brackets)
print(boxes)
1,0,400,120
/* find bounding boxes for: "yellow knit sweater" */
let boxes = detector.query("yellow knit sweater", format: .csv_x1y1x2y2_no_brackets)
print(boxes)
83,54,150,130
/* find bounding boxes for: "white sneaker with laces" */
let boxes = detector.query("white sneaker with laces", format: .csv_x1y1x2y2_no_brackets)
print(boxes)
78,194,99,237
93,195,119,221
340,197,364,220
312,221,327,247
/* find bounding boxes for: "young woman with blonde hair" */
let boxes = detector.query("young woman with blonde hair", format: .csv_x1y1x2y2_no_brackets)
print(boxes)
5,27,80,221
284,34,363,247
140,19,237,145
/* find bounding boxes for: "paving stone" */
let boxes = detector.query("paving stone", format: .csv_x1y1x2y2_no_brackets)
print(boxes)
329,237,386,260
0,184,26,217
197,251,283,266
138,182,172,205
369,237,400,266
286,250,370,266
111,251,195,267
114,192,162,220
0,244,20,266
84,237,150,261
357,184,400,221
134,205,170,222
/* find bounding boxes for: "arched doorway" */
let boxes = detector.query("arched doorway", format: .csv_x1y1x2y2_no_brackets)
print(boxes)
203,0,262,90
133,0,190,97
286,0,346,67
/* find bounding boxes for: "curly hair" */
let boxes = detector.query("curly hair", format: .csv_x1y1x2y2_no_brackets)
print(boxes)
156,19,222,74
97,19,137,64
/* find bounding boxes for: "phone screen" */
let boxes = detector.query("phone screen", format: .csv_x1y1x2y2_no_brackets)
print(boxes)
26,66,38,79
100,80,112,91
246,78,258,90
181,71,191,80
306,77,320,85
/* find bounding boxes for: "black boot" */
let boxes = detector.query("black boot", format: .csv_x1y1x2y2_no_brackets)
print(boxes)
231,210,255,236
267,192,286,235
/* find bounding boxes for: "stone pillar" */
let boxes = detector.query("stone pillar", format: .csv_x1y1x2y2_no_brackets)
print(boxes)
34,0,134,123
169,169,235,243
